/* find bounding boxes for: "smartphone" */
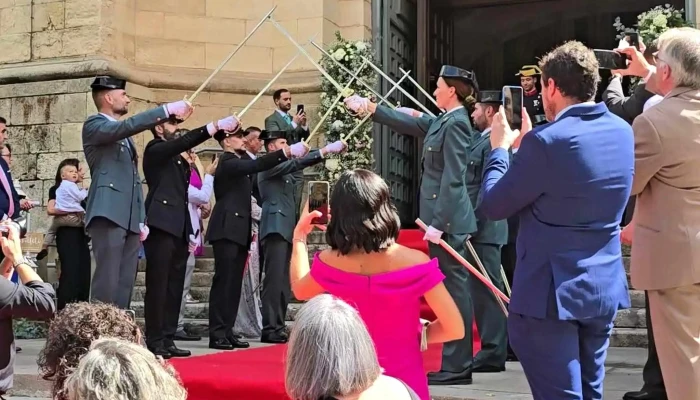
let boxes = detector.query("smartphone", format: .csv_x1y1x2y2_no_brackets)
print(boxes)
628,32,640,51
297,104,305,115
502,86,523,130
594,49,628,70
308,181,330,225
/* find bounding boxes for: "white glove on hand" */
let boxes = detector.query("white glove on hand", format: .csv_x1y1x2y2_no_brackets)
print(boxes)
344,95,371,115
139,223,150,242
396,107,415,116
188,234,199,253
323,140,346,154
165,100,194,120
423,226,443,244
289,142,309,158
218,115,240,132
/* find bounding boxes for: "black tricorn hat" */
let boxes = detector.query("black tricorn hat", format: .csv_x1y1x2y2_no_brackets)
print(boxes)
440,65,479,94
213,129,245,142
259,130,287,142
90,75,126,91
477,90,502,104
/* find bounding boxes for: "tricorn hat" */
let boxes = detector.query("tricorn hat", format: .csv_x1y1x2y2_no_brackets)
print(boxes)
90,75,127,91
477,90,502,104
259,130,287,142
516,65,542,77
440,65,479,94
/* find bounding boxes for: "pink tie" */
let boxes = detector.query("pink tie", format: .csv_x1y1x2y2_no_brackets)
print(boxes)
0,169,14,218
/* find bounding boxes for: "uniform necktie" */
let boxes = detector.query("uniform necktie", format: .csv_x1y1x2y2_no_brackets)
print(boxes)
283,113,292,125
0,169,14,218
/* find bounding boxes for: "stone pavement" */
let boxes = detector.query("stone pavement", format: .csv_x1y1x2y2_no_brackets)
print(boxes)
9,339,646,400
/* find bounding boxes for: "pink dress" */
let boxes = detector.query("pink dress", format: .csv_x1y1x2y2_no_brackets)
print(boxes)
310,254,445,400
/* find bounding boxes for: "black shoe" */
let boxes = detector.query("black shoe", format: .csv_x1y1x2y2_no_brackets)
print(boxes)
427,369,473,386
164,343,191,358
623,390,667,400
174,331,201,341
209,338,234,350
472,365,505,373
226,336,250,349
148,345,172,359
261,333,288,344
15,346,22,353
36,249,48,261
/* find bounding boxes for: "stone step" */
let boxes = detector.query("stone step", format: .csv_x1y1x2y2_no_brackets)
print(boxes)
135,271,214,288
137,257,215,273
131,286,210,302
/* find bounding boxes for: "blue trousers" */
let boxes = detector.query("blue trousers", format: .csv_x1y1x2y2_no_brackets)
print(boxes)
508,312,616,400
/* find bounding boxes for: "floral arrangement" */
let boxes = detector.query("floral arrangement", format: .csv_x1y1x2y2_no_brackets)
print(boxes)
614,5,691,43
317,31,378,185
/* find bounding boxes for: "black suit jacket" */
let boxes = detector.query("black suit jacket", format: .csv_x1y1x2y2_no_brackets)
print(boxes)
206,149,288,246
143,126,212,239
602,77,654,124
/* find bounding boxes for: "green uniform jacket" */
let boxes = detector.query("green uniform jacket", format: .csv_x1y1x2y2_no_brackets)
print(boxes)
373,105,477,235
467,129,508,245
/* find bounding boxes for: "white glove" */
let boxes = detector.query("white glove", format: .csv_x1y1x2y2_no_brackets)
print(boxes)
289,142,309,158
323,140,346,154
396,107,415,116
139,223,150,242
344,95,371,115
218,115,240,132
423,226,443,244
188,234,199,253
165,100,194,119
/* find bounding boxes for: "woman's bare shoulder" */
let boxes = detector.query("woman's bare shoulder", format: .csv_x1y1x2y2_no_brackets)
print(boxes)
393,244,432,265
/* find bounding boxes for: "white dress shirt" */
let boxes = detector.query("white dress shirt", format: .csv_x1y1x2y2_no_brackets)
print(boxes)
187,174,214,246
55,180,88,213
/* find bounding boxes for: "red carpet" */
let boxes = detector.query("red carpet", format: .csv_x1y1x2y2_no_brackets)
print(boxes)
172,229,481,400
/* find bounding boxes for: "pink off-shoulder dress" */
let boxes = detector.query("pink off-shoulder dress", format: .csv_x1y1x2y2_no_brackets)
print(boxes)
310,253,446,400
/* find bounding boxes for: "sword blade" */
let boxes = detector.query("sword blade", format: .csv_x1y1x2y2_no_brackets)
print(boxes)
362,57,435,117
399,67,440,108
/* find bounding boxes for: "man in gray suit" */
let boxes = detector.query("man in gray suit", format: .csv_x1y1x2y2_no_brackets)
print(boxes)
264,89,310,220
345,65,479,385
257,130,345,343
82,76,193,309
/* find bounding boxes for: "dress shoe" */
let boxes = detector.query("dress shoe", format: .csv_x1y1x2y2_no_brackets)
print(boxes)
209,338,234,350
472,365,505,373
226,336,250,349
623,390,667,400
174,330,201,341
15,347,21,353
261,333,288,344
165,343,191,358
148,345,172,359
427,369,473,385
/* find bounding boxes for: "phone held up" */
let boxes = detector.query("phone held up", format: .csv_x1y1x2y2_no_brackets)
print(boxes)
502,86,523,130
297,104,305,115
308,181,330,225
594,49,628,70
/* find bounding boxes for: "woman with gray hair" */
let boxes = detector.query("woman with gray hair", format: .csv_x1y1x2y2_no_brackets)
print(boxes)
65,338,186,400
286,294,419,400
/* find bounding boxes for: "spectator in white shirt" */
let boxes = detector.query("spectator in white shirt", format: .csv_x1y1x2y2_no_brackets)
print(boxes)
55,165,88,214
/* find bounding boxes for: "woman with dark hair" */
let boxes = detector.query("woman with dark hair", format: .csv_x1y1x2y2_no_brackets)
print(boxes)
289,169,464,400
46,158,92,310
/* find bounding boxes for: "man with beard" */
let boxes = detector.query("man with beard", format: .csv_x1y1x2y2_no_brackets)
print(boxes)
516,65,545,124
82,76,193,309
468,90,509,372
264,89,309,219
142,113,239,358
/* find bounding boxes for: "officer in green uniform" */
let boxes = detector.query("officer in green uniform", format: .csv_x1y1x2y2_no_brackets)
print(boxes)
344,65,479,386
468,90,509,372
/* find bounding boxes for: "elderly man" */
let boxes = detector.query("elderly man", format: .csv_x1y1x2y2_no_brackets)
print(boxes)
479,41,633,399
619,28,700,400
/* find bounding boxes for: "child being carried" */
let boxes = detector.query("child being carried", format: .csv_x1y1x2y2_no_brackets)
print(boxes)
36,164,88,260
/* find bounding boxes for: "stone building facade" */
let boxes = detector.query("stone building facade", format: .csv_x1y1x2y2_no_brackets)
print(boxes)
0,0,372,232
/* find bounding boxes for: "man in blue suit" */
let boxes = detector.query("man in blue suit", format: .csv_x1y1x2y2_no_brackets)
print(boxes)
478,41,633,399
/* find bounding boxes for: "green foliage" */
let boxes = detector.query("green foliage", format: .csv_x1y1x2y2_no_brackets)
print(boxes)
614,5,692,43
13,318,48,339
317,31,378,185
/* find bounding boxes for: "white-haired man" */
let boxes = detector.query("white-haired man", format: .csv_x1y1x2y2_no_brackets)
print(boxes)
619,27,700,400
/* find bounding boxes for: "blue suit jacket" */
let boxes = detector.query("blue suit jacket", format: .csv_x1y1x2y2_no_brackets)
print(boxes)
479,103,633,320
0,158,20,219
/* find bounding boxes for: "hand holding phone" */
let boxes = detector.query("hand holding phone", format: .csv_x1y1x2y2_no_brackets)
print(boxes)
308,181,330,225
594,49,628,70
502,86,523,131
297,104,305,115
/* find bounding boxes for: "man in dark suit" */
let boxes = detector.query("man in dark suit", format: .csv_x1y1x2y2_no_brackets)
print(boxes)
345,65,479,385
264,89,309,219
82,76,193,309
142,112,239,358
0,118,20,223
479,41,633,398
257,131,345,343
206,129,308,350
468,90,509,372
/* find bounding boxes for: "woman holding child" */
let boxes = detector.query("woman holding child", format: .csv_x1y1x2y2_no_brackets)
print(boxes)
45,158,92,310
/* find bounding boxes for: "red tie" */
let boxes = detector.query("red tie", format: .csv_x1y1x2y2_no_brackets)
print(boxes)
0,169,14,218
